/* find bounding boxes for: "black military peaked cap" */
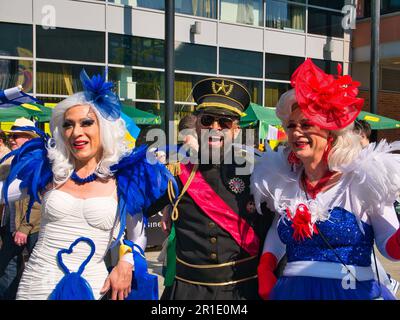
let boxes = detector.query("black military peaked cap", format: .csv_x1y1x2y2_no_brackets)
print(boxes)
192,78,250,117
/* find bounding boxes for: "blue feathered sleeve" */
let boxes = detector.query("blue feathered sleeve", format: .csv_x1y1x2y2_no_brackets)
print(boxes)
111,144,178,244
0,132,53,222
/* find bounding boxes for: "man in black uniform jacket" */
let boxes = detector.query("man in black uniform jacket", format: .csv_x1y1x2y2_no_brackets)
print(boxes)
148,78,274,300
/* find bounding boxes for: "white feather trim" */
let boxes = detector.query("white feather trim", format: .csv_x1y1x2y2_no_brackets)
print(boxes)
251,145,297,214
338,140,400,216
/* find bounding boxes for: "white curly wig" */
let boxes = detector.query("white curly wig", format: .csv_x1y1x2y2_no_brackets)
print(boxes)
47,92,130,185
275,89,362,170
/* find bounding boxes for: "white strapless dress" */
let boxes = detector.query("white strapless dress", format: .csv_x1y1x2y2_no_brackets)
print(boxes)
16,189,119,300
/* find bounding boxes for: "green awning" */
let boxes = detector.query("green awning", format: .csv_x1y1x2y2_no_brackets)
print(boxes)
240,103,281,127
0,103,161,125
0,103,52,122
241,104,400,131
357,111,400,130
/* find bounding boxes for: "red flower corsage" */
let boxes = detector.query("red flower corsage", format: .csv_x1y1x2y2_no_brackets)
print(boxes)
291,59,364,130
286,204,318,242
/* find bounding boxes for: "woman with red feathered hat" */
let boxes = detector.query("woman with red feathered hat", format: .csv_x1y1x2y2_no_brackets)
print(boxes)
251,58,400,300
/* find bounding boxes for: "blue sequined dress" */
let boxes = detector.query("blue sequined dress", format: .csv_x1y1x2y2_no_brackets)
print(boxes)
251,143,400,300
271,207,395,300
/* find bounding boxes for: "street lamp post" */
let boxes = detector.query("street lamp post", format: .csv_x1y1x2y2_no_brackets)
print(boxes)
165,0,175,146
370,0,380,142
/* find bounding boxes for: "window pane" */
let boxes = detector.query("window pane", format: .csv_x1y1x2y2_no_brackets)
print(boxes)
266,1,305,31
265,53,304,80
309,0,344,10
108,67,164,101
176,0,217,18
220,0,263,26
109,0,164,9
0,59,33,92
36,26,105,62
36,62,103,95
382,68,400,92
0,23,32,57
265,82,290,107
313,58,339,74
220,48,263,78
111,0,217,18
109,33,164,68
308,7,344,38
230,78,263,105
382,0,400,14
175,42,216,73
175,73,207,102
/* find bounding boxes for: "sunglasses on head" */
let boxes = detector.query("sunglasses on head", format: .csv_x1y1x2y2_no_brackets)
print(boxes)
199,114,237,129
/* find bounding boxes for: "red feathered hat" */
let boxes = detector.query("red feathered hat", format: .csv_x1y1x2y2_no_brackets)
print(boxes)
290,59,364,130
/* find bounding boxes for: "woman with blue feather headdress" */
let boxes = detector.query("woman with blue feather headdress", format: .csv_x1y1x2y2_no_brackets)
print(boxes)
0,70,177,300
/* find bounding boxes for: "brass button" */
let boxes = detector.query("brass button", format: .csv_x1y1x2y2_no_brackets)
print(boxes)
210,253,217,260
210,237,217,244
208,222,216,228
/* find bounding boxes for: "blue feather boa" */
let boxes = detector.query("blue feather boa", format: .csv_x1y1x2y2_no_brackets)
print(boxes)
0,133,53,222
111,144,178,245
1,138,178,242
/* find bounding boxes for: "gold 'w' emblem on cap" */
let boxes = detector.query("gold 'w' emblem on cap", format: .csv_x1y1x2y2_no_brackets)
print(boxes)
212,80,233,96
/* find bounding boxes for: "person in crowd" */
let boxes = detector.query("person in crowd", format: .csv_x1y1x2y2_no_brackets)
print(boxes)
353,119,371,147
0,129,11,180
0,71,175,300
252,59,400,300
0,118,41,300
148,78,274,300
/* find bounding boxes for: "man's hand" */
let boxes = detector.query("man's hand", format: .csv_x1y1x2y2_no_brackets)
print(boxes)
161,206,172,235
13,231,28,246
101,260,133,300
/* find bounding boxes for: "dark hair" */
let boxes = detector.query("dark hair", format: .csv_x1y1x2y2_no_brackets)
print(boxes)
0,130,7,144
353,119,371,139
178,114,197,132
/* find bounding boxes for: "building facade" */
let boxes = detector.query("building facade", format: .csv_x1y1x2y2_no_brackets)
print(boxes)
352,0,400,141
0,0,351,125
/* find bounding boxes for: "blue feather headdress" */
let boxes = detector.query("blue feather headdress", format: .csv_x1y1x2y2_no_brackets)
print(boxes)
80,69,140,139
80,69,121,121
0,127,52,222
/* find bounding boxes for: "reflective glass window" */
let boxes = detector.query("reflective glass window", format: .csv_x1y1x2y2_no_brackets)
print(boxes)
0,58,33,92
265,53,304,80
109,34,164,68
0,22,33,57
220,0,263,26
36,26,105,62
108,67,164,101
36,62,103,95
266,1,305,31
309,0,345,10
308,7,344,38
264,82,290,107
175,73,207,102
220,48,263,78
175,42,217,73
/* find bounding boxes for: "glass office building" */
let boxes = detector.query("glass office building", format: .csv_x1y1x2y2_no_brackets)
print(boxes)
0,0,349,123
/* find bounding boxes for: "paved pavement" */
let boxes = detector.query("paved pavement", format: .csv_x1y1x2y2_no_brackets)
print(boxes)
145,248,165,298
145,248,400,299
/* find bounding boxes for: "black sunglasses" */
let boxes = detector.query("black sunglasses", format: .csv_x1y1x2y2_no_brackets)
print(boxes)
199,114,237,129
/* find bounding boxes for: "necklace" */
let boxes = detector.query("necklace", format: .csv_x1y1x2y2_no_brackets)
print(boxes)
302,170,335,199
70,170,98,184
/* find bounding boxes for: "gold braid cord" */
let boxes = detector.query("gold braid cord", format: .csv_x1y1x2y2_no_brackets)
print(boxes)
167,164,198,221
166,162,182,177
